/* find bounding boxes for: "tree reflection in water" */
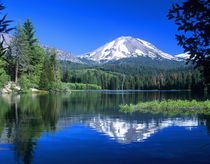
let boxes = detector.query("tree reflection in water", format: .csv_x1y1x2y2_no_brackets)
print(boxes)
0,91,209,164
0,94,61,164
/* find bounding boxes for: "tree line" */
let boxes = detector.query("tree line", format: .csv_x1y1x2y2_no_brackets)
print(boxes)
61,61,203,90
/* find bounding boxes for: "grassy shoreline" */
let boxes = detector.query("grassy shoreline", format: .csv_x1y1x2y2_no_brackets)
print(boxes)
120,99,210,115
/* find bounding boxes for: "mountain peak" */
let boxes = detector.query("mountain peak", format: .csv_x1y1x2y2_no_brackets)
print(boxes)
116,36,133,40
79,36,182,64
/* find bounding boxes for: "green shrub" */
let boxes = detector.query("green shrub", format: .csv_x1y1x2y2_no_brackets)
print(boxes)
120,99,210,116
18,75,33,90
28,74,40,88
48,82,71,93
0,68,10,88
66,83,76,90
65,82,101,90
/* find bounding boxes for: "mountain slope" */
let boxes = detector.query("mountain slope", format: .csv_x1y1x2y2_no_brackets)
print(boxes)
0,32,83,63
79,36,186,65
1,32,188,67
0,32,13,48
42,45,83,63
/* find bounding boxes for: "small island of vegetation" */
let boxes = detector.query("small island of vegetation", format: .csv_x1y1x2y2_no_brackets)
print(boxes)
120,99,210,116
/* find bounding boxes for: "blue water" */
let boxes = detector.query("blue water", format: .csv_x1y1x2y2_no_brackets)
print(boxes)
34,126,210,164
0,91,209,164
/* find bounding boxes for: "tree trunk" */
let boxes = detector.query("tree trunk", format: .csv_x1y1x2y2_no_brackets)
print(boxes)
122,74,125,90
15,60,19,83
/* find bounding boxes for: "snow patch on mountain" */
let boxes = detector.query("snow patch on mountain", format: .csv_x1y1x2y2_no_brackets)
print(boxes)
79,36,184,63
56,115,198,144
175,53,190,59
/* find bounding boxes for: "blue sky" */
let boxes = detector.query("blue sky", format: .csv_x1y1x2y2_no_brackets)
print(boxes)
5,0,185,55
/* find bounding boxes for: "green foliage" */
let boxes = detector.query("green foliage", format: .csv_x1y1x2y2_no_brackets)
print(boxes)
17,75,33,90
66,82,101,90
60,61,203,90
47,49,60,82
0,3,13,33
0,59,9,88
39,70,49,90
0,10,61,93
0,18,45,92
39,51,51,90
21,18,44,87
0,94,63,163
49,48,60,82
48,82,71,93
23,18,38,47
10,23,31,82
0,70,9,88
120,99,210,116
39,49,63,92
168,0,210,88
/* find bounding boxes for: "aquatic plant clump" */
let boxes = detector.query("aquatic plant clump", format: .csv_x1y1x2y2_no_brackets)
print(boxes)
119,99,210,115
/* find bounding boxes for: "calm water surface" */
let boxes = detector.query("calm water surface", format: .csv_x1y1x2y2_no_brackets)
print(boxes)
0,91,210,164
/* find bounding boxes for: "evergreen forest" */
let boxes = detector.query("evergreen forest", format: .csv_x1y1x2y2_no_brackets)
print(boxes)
60,61,203,90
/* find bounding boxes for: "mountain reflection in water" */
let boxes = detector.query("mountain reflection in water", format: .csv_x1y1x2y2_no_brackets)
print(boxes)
0,91,209,164
57,116,200,144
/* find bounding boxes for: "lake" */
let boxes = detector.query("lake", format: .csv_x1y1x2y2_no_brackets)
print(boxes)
0,91,210,164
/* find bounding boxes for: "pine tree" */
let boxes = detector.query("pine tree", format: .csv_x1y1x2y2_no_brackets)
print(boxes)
23,18,37,47
10,23,30,82
22,18,44,75
49,48,60,82
39,49,60,90
39,53,51,90
39,68,49,90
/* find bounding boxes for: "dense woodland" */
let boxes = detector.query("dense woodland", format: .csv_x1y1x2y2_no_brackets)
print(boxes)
60,61,203,90
0,19,66,92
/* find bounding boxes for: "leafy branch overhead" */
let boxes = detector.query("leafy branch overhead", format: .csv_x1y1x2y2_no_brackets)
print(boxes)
0,14,13,33
0,3,13,33
0,3,13,58
167,0,210,85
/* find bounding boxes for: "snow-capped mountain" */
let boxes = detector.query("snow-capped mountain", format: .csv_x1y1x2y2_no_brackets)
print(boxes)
79,36,186,64
0,32,188,66
1,114,199,145
174,53,190,59
55,115,199,144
